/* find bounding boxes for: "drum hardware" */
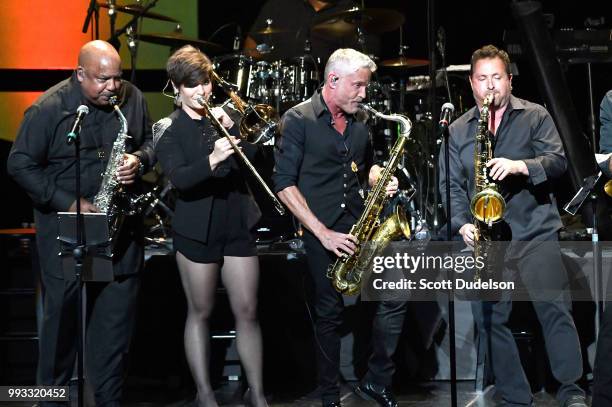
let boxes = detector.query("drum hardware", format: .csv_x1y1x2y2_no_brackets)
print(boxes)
311,7,405,37
252,19,290,36
137,32,226,55
380,56,430,69
96,2,179,22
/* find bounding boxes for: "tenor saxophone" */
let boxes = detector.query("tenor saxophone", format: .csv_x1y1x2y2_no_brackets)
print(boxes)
328,104,412,295
470,94,506,278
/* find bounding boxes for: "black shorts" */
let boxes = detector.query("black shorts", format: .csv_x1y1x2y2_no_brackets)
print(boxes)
173,195,257,263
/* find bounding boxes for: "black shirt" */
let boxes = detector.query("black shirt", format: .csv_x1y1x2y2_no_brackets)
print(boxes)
438,95,566,241
248,0,372,64
7,73,154,277
154,108,261,243
273,88,374,227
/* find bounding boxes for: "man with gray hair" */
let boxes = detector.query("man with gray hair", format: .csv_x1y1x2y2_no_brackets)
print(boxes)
273,48,404,407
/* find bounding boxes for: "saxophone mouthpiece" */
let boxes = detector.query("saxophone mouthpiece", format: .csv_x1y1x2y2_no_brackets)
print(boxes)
358,103,377,116
109,96,118,106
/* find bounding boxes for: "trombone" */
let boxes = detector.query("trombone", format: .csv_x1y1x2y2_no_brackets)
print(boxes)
210,70,279,144
196,96,286,216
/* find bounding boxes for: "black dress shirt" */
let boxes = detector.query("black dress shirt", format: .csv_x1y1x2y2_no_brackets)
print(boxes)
7,73,154,277
438,95,566,241
273,89,373,227
154,108,261,243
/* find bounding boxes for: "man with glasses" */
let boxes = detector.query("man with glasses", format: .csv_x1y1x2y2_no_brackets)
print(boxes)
8,40,154,406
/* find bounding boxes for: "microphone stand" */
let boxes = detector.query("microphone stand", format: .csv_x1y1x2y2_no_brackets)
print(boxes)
107,0,159,50
428,0,457,404
82,0,99,39
442,121,457,407
69,128,86,407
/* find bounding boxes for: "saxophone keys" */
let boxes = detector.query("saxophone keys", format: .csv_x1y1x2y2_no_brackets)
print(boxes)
351,161,358,173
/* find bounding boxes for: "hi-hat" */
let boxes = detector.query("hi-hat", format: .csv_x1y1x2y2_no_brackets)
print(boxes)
311,7,405,37
252,26,290,35
138,33,226,54
97,3,178,22
380,56,430,69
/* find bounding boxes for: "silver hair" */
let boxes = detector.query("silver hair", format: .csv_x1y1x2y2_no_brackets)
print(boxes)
323,48,377,81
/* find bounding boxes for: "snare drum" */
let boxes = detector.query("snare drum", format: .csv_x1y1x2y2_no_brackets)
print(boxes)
213,54,254,98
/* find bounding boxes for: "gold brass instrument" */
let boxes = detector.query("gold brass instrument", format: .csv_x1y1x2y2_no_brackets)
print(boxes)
209,70,279,144
471,93,506,278
328,104,412,295
196,96,285,216
470,94,505,225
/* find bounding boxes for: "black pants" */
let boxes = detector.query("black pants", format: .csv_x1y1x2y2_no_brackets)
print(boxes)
593,299,612,406
478,240,583,406
37,272,140,407
302,213,407,404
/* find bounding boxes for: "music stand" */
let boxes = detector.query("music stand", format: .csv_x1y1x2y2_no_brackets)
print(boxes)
564,172,607,339
58,212,113,282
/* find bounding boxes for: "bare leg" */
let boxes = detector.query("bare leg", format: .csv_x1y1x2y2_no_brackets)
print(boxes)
176,251,220,407
221,256,268,407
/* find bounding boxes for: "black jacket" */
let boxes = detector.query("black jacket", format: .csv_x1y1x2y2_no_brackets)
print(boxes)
154,108,261,243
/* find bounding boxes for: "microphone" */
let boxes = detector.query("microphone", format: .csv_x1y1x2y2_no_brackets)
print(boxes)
66,105,89,145
439,102,455,131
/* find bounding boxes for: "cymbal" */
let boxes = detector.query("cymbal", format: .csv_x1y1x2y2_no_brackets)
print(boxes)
252,26,290,36
380,56,430,69
312,7,405,37
97,3,179,22
138,33,225,54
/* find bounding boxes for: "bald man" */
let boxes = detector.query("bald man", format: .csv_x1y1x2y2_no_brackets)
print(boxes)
8,40,154,406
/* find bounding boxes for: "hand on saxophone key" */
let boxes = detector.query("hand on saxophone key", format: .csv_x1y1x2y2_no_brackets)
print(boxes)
320,228,359,257
486,158,528,180
459,223,476,247
116,153,141,185
385,176,399,197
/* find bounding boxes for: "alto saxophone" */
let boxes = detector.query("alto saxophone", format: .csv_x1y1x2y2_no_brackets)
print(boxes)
470,94,506,279
328,104,412,295
93,96,139,243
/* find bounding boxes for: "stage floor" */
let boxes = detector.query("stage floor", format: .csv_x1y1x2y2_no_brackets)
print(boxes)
1,381,589,406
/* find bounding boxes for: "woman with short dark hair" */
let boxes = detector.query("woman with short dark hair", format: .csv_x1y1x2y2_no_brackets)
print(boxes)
154,45,267,407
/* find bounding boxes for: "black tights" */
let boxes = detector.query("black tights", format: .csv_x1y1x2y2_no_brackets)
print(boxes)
176,252,267,407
